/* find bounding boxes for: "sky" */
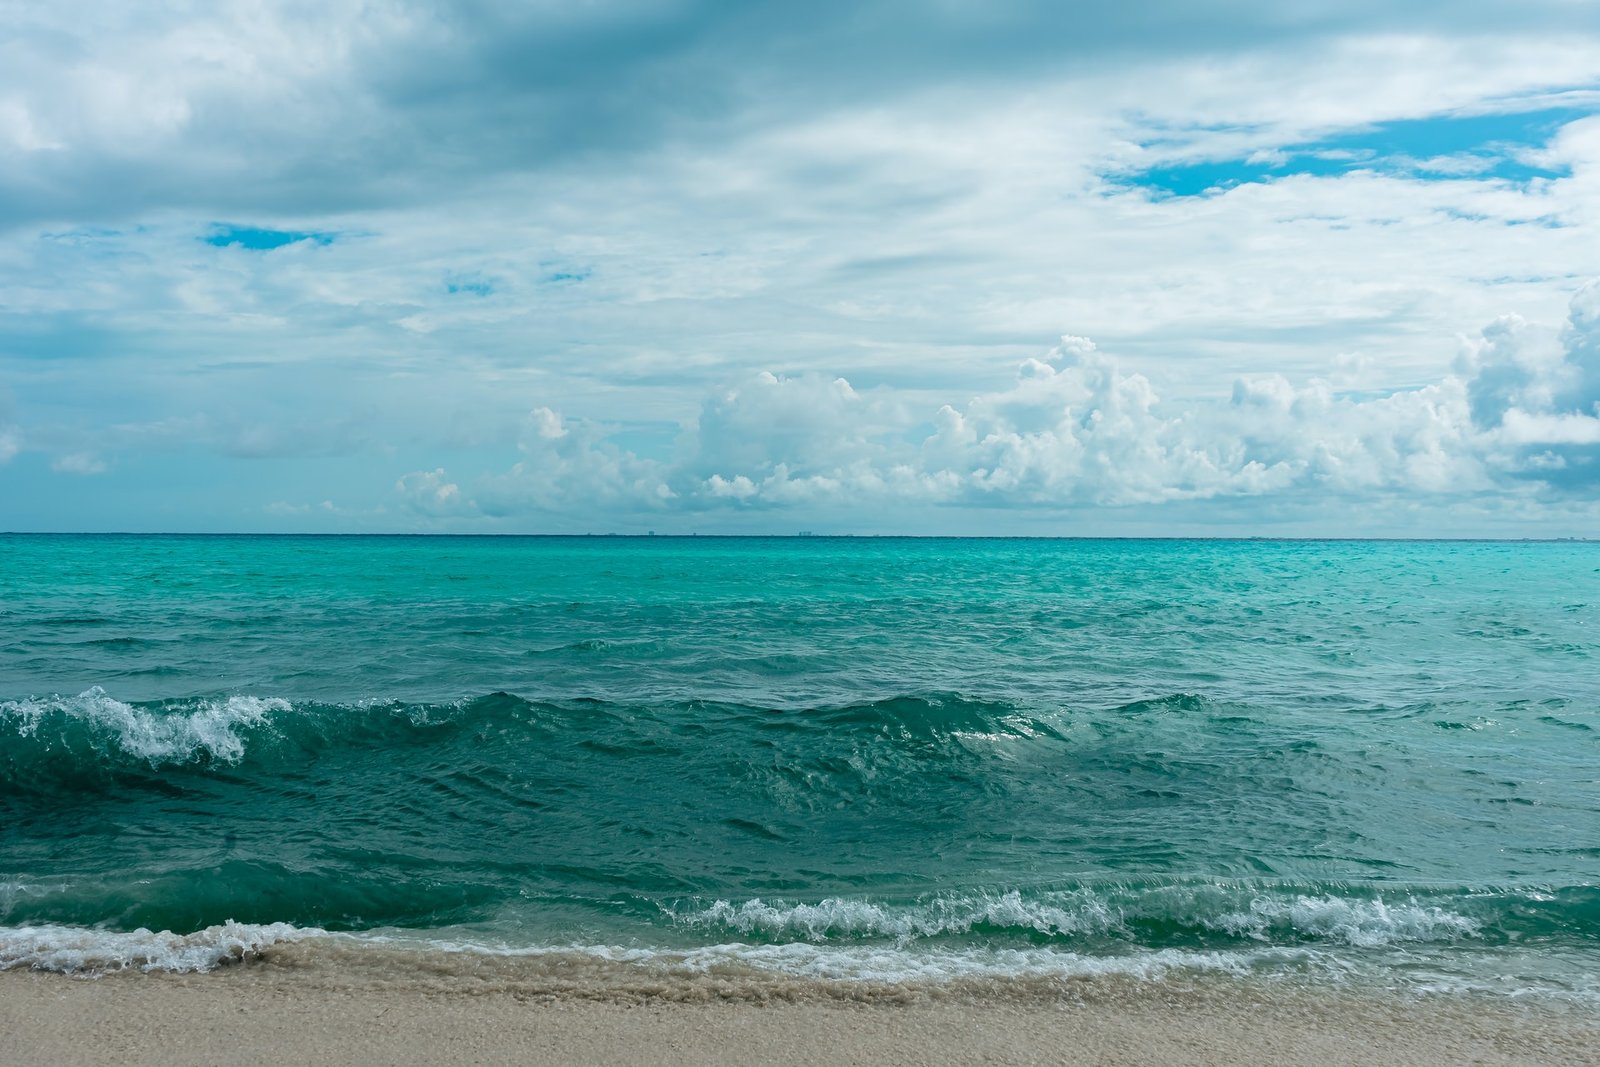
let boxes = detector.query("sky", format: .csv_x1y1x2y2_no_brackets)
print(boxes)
2,1,1600,535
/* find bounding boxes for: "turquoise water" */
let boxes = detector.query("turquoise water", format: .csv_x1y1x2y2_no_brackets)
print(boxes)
2,535,1597,995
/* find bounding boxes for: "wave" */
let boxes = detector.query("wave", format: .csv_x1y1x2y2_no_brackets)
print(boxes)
5,686,1597,975
671,888,1479,948
348,935,1271,989
0,861,502,934
668,884,1600,949
0,920,306,974
0,688,522,788
1,687,1350,786
1,687,1276,771
0,687,289,767
7,922,1598,1005
11,875,1588,953
0,687,1057,778
0,917,1288,989
803,693,1062,742
675,891,1124,943
3,884,1596,1003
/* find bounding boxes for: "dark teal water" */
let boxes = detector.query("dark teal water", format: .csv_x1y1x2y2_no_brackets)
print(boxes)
2,535,1597,995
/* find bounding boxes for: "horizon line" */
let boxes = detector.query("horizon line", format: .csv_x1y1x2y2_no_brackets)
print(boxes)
1,532,1595,543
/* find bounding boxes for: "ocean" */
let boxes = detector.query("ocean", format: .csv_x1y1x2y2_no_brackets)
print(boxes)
2,534,1597,1004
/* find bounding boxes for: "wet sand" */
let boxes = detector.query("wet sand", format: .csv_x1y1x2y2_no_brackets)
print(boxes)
4,967,1598,1066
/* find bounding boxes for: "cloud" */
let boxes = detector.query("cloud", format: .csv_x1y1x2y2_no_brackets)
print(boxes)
1458,279,1600,486
657,336,1482,509
50,451,106,475
409,284,1600,521
395,468,476,517
98,411,375,461
265,498,358,521
1560,272,1600,410
474,408,673,517
1460,313,1562,429
1498,410,1600,445
0,396,18,463
2,2,1597,231
675,372,899,502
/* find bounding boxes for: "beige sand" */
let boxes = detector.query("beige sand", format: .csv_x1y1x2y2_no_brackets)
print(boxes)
3,968,1598,1066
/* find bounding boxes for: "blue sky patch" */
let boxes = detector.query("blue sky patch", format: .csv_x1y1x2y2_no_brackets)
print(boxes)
445,276,495,296
204,225,337,250
1118,104,1594,198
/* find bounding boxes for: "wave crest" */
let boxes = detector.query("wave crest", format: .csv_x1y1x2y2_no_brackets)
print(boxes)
1212,894,1481,948
0,921,307,975
0,687,1055,781
670,887,1486,948
1,687,289,766
675,891,1120,942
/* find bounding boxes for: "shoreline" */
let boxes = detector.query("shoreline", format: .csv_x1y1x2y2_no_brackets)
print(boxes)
4,966,1598,1066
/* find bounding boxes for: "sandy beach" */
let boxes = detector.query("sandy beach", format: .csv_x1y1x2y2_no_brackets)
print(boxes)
4,965,1598,1066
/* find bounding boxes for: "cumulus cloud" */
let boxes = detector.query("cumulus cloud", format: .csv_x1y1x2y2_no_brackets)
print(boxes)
409,285,1600,522
1560,277,1600,412
395,468,476,517
670,372,915,506
655,336,1483,510
1459,280,1600,487
1460,282,1600,429
471,408,673,517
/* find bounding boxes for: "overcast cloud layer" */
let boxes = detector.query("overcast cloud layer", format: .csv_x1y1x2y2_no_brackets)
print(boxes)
3,1,1600,533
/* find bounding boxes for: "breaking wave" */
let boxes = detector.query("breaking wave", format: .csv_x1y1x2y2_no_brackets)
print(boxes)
669,886,1511,949
0,920,307,974
0,687,1064,792
1,688,290,767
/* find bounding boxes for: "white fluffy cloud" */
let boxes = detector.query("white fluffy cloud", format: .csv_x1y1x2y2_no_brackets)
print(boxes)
470,407,673,516
395,468,473,517
394,284,1599,526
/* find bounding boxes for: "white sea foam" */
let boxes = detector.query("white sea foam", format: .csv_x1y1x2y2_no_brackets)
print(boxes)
0,920,1266,983
1211,894,1482,947
529,942,1252,983
672,889,1484,948
674,890,1120,943
342,929,1275,985
6,923,1590,1003
0,921,310,974
0,687,290,764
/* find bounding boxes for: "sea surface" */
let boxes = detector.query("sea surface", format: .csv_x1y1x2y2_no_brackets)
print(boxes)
2,534,1597,1002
